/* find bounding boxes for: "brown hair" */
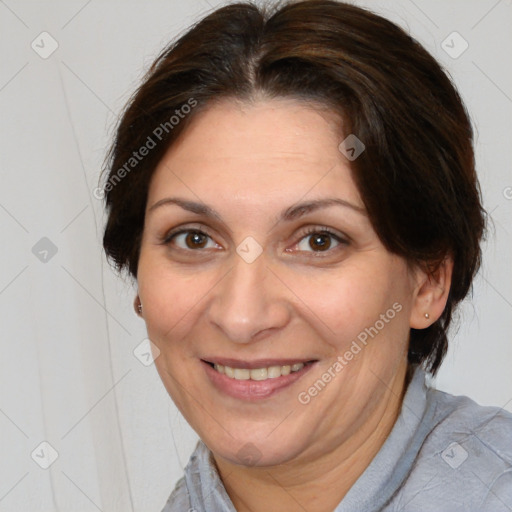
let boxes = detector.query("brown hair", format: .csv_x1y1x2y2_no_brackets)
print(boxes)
102,0,486,375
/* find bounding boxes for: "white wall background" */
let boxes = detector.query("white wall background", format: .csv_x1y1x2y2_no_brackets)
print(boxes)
0,0,510,510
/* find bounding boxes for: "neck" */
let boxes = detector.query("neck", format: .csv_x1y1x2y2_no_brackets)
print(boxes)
214,361,409,512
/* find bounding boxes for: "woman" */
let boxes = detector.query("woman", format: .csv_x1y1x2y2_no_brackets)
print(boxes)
101,1,512,510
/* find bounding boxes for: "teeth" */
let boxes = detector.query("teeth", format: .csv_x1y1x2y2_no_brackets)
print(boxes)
267,366,282,378
250,368,268,381
281,365,291,375
233,368,250,380
213,362,305,380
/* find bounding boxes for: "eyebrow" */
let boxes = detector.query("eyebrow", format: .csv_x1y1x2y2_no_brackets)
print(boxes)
147,196,366,225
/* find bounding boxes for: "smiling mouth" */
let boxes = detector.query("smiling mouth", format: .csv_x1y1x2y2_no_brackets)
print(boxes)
203,360,316,381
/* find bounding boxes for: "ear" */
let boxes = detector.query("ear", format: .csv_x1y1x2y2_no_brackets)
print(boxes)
134,295,143,317
410,256,453,329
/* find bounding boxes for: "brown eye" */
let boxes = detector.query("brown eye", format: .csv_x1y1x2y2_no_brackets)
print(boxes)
294,227,348,255
165,229,217,250
308,233,332,251
184,231,208,249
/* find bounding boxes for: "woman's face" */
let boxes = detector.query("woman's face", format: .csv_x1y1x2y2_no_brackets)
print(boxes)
137,98,422,467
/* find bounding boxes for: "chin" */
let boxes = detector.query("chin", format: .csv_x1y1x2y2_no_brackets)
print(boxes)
198,419,311,468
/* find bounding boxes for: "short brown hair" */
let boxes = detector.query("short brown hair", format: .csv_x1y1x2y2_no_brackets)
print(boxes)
102,0,486,375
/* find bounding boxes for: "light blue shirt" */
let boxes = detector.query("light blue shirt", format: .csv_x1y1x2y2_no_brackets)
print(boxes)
161,366,512,511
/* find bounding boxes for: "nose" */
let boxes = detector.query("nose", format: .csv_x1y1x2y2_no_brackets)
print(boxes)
207,251,291,344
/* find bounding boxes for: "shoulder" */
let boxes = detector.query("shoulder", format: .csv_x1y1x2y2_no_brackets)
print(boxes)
428,387,512,457
161,476,191,512
397,386,512,511
160,441,205,512
159,440,231,512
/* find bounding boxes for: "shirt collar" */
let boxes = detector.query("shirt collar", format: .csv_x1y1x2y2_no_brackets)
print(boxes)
335,365,433,511
184,365,432,512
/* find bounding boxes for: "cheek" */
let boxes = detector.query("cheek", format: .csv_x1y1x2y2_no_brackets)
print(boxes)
280,259,407,349
137,244,413,359
137,256,215,342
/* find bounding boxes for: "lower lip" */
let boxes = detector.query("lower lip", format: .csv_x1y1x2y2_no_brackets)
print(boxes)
202,361,316,401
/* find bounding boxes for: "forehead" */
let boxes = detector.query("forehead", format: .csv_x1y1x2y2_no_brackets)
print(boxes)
148,98,363,209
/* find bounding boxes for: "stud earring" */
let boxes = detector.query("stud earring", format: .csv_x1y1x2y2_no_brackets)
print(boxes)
134,297,143,316
424,313,430,319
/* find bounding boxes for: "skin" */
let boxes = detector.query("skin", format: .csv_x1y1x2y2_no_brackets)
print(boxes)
136,97,453,512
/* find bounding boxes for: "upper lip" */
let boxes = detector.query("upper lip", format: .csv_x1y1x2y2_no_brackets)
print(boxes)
202,358,317,369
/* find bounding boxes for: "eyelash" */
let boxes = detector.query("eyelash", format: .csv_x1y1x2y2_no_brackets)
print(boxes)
161,224,349,257
297,226,349,254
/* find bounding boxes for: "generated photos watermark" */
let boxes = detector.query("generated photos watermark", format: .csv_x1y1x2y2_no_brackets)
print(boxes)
93,97,198,199
298,302,403,405
338,134,366,161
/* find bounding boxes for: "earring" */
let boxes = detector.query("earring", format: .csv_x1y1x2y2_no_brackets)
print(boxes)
424,313,430,319
134,297,143,316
